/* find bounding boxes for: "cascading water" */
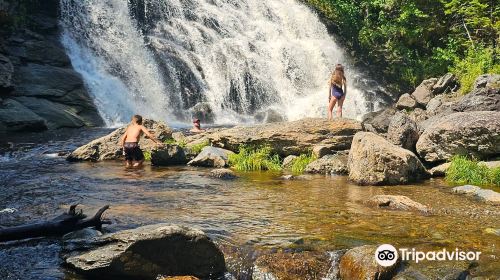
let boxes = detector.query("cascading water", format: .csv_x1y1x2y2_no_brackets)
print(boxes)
60,0,387,126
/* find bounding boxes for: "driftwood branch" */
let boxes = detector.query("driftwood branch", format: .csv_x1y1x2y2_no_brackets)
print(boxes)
0,205,111,242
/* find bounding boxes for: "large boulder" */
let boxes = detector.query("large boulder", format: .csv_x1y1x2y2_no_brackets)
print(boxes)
416,111,500,162
361,107,396,133
366,195,429,213
151,145,187,166
453,74,500,112
208,118,362,156
348,132,428,185
305,152,349,175
411,78,437,106
386,112,420,151
67,119,172,161
339,245,400,280
65,224,226,279
0,99,47,132
187,146,234,168
395,93,417,110
209,168,237,180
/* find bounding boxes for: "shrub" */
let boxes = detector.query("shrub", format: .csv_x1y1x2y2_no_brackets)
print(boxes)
445,155,500,187
229,145,282,171
164,138,187,148
143,150,151,161
290,153,317,175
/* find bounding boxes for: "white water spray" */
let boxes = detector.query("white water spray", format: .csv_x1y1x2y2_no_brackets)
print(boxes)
60,0,386,126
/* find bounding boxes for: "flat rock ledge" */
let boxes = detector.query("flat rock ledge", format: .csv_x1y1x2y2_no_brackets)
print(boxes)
65,224,226,279
452,185,500,205
366,195,430,213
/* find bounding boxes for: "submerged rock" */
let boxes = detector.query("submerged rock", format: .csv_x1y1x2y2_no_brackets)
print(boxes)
366,195,429,213
187,146,234,168
416,111,500,162
208,118,362,156
348,132,428,185
305,151,348,175
253,251,330,280
452,185,500,205
151,145,187,166
209,168,237,180
339,245,400,280
67,119,172,161
65,224,226,279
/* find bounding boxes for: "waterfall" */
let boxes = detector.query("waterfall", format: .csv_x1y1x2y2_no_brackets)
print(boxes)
60,0,387,127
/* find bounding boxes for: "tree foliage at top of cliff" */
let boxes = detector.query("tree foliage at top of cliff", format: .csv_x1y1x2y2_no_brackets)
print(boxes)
304,0,499,92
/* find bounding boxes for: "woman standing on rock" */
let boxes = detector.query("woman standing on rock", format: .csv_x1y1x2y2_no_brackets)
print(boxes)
327,64,347,119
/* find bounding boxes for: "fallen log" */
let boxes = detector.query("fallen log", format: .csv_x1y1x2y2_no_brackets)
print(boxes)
0,204,111,242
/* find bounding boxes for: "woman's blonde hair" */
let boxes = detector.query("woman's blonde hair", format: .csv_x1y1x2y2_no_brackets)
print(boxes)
330,64,345,86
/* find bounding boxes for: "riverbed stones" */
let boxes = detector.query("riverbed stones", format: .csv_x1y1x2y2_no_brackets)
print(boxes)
348,132,428,185
208,118,362,156
396,93,417,110
305,152,348,175
416,111,500,162
151,145,187,166
187,146,234,167
339,245,400,280
67,119,172,161
253,251,330,280
366,195,429,213
209,168,237,180
411,78,437,106
387,112,420,151
65,224,226,279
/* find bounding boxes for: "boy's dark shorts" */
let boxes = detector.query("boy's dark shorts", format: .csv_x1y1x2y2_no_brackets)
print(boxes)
124,142,144,161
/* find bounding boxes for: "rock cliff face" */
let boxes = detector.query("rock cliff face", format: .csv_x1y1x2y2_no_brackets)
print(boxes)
0,0,103,133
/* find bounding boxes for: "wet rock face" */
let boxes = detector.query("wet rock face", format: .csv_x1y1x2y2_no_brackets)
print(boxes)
348,132,428,185
416,111,500,162
65,224,226,279
0,1,103,132
187,146,234,168
339,245,400,280
67,119,172,161
208,118,362,157
452,185,500,205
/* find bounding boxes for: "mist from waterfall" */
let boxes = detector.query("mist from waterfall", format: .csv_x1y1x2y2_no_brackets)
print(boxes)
60,0,387,126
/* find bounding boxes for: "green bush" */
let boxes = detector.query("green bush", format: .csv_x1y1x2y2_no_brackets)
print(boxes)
229,145,282,171
445,156,500,187
188,139,210,154
163,138,187,148
290,153,317,175
452,45,500,94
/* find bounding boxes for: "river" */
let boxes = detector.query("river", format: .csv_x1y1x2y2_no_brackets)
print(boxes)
0,128,499,279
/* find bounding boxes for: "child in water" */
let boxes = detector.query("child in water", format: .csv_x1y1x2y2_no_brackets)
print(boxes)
120,115,163,168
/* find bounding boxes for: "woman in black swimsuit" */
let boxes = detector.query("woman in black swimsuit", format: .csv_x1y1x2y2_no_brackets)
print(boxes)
327,64,347,120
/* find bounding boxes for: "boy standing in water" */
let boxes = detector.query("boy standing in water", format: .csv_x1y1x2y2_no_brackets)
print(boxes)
120,115,163,168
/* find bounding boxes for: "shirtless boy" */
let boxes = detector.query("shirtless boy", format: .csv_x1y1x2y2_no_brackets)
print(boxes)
120,115,162,168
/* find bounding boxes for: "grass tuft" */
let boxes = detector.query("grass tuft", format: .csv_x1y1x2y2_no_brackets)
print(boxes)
163,138,187,148
290,153,317,175
143,150,151,161
188,139,210,154
445,155,500,187
229,145,282,171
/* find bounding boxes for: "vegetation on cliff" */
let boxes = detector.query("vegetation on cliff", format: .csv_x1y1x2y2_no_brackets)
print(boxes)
303,0,499,92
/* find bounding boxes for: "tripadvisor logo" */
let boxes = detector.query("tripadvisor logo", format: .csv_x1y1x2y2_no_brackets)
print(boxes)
375,244,482,266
